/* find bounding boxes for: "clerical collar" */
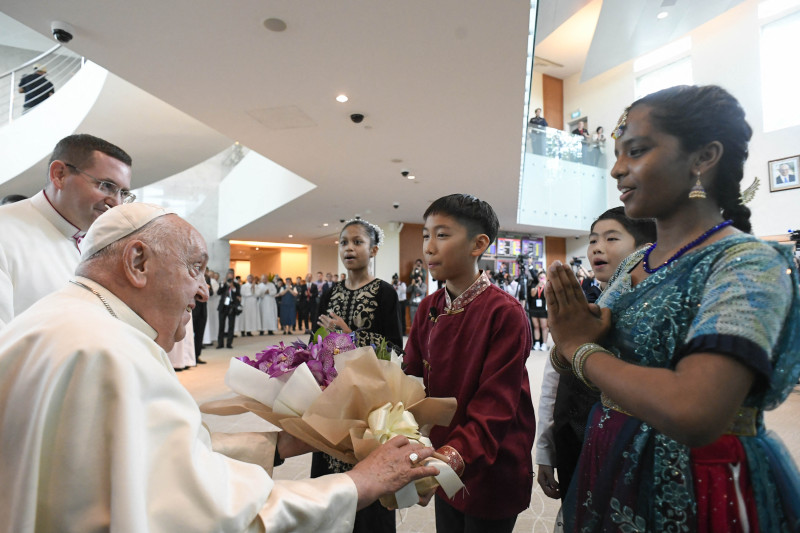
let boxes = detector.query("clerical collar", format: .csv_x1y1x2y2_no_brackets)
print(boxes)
33,190,86,251
444,271,491,313
70,276,158,341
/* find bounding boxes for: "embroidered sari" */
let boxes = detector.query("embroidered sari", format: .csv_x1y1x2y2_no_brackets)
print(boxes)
564,234,800,532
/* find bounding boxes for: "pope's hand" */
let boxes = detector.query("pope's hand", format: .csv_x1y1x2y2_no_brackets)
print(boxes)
346,436,439,510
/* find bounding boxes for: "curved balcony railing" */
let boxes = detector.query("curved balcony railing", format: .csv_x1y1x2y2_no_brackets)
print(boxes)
0,44,85,127
526,125,608,168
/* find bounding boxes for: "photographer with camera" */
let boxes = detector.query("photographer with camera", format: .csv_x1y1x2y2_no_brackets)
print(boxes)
407,270,427,326
216,269,241,349
515,254,535,306
409,258,427,286
569,257,599,301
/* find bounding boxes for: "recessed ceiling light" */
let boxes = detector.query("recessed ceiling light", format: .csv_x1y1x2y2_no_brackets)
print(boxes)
657,11,669,19
334,240,339,244
336,94,348,103
255,247,260,250
407,174,416,180
288,234,293,238
263,18,287,32
323,223,329,227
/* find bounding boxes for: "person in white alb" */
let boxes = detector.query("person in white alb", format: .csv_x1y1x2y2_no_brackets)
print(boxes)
257,273,278,334
0,202,439,533
205,270,221,343
240,274,260,336
0,133,133,330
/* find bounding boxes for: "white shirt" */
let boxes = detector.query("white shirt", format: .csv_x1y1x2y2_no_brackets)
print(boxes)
534,360,560,466
395,281,407,302
0,277,358,532
0,190,84,329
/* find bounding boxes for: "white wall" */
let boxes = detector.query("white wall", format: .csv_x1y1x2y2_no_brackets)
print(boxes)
310,243,339,277
566,235,591,266
217,151,316,239
375,223,402,282
133,148,236,275
561,0,800,236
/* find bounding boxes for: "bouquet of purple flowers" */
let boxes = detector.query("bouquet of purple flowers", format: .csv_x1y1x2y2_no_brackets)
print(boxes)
237,332,356,389
202,329,463,509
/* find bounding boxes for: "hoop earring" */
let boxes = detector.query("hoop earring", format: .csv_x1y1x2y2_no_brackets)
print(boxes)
689,171,707,199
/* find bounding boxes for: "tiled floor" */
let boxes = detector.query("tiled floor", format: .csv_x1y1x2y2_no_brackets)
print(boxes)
180,333,800,533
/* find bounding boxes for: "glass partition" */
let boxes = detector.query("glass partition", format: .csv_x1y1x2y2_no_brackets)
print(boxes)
525,124,607,168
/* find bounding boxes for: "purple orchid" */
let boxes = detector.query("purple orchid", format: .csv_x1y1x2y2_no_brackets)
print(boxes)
239,332,356,389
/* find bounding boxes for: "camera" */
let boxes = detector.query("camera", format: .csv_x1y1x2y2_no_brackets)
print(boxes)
393,202,399,209
339,218,345,223
350,113,364,124
569,257,582,266
51,21,74,43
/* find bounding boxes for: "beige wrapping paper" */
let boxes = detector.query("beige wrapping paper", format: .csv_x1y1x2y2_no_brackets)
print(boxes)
200,347,459,506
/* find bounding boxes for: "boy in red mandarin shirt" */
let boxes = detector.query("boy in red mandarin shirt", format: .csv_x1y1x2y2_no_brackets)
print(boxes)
404,194,535,531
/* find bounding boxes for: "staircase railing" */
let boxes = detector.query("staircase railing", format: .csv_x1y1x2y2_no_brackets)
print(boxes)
0,44,84,127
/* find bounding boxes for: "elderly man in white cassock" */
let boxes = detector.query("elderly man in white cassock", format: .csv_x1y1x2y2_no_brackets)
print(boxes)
0,203,438,532
0,133,133,330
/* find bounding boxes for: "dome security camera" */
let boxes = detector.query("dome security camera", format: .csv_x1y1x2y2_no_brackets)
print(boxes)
51,21,75,43
401,170,410,177
339,218,346,223
393,202,400,209
350,113,365,124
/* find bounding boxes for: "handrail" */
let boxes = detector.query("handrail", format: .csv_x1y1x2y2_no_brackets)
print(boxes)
0,44,85,127
0,44,62,79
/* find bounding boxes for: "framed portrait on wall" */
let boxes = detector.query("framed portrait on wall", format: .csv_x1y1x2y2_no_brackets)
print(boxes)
768,155,800,192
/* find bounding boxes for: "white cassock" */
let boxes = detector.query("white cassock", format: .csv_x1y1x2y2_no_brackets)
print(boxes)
240,282,260,333
0,190,84,329
205,277,220,344
168,313,196,369
0,277,357,532
258,281,278,332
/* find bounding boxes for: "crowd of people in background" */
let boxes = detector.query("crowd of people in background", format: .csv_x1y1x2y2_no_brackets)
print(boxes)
164,268,345,371
2,84,800,531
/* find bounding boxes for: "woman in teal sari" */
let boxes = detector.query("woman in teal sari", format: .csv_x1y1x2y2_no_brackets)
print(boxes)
546,85,800,532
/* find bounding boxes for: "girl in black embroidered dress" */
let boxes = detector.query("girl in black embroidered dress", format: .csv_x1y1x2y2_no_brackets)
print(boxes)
310,219,402,533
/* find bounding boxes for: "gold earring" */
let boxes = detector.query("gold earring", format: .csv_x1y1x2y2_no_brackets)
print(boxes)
689,171,707,199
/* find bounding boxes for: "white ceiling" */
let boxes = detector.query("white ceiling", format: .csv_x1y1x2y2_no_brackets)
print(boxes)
0,1,545,243
0,0,746,243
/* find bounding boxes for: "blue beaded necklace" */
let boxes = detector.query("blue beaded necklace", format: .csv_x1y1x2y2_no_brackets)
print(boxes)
642,219,733,274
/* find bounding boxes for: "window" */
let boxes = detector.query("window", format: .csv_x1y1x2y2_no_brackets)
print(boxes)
634,57,693,100
760,9,800,131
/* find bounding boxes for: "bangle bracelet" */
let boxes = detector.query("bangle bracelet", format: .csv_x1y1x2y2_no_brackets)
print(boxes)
436,445,465,477
571,343,609,392
549,345,571,375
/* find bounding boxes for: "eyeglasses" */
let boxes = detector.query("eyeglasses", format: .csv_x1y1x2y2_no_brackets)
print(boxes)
65,163,136,204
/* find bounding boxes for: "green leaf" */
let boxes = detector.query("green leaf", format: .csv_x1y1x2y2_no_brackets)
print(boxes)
374,337,390,361
312,326,329,342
